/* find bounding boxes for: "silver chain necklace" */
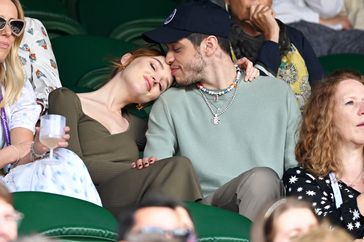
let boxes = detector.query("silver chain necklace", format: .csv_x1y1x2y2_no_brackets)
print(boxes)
199,86,238,125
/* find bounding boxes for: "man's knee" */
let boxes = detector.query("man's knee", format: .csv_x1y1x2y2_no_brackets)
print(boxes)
237,167,282,195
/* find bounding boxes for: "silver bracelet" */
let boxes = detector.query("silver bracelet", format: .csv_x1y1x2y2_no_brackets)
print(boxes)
30,142,46,161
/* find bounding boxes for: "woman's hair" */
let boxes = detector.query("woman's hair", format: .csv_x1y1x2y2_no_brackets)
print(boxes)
295,70,364,177
0,0,25,108
110,47,164,78
292,222,353,242
252,198,318,242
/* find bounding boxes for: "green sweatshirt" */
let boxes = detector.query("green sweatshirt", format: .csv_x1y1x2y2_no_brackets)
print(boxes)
145,75,300,197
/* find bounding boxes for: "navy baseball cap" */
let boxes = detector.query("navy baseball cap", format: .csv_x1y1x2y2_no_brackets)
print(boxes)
143,1,231,44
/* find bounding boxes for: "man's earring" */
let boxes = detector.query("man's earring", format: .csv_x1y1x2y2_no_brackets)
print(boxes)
136,104,144,110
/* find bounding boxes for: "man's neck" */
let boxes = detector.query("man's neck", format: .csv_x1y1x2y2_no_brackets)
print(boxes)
200,59,238,90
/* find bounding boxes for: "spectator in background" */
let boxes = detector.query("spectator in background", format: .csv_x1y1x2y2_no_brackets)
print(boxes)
251,198,319,242
19,17,62,114
0,183,21,242
292,222,354,242
212,0,324,110
118,196,196,242
273,0,364,56
0,0,101,206
284,71,364,239
343,0,364,30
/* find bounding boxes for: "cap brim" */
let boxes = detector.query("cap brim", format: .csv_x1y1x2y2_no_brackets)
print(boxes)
143,26,191,44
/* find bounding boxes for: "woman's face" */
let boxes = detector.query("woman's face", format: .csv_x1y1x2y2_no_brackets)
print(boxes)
121,55,173,103
0,198,18,242
273,208,318,242
333,79,364,147
0,0,18,63
227,0,273,21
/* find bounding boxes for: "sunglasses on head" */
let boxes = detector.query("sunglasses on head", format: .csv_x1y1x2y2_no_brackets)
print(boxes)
0,16,25,37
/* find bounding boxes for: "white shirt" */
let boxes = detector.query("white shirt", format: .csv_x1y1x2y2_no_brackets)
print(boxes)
0,81,41,148
273,0,344,24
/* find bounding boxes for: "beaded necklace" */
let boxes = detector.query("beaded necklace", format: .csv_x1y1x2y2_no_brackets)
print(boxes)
198,66,242,125
196,65,241,102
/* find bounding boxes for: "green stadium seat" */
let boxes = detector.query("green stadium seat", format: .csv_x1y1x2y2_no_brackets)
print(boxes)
51,35,135,92
21,0,85,39
319,53,364,75
14,191,117,242
186,202,251,242
109,18,164,46
76,0,176,36
14,191,251,242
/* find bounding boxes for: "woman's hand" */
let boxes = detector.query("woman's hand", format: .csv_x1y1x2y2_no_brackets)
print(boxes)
249,4,280,42
34,126,70,155
236,57,260,81
131,156,157,169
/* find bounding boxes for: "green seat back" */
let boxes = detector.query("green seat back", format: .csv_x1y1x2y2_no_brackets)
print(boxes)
319,53,364,75
51,35,135,92
21,0,85,39
186,202,251,242
109,18,164,46
13,192,251,242
77,0,176,36
13,192,117,242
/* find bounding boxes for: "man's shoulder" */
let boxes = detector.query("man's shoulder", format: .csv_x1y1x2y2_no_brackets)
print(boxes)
245,75,292,92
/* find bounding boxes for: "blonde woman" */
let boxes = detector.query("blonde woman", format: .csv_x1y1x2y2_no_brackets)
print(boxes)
0,0,101,205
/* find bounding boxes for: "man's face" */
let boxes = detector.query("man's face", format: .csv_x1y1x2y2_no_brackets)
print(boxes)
126,206,195,242
165,38,206,86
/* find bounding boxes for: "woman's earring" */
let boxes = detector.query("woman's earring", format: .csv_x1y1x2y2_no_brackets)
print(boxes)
224,1,229,11
136,104,144,110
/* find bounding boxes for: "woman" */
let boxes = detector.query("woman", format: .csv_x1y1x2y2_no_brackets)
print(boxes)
212,0,324,110
0,0,101,206
48,48,202,216
292,222,354,242
284,71,364,238
0,183,19,242
19,17,62,114
251,198,319,242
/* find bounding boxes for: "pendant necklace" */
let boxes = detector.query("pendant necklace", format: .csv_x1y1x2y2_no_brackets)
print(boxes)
199,87,238,125
197,65,241,125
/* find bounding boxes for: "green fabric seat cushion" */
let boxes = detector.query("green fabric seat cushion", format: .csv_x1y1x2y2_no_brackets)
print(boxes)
13,192,117,241
186,202,251,242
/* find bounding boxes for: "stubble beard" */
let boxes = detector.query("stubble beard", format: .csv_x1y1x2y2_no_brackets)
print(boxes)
175,50,206,86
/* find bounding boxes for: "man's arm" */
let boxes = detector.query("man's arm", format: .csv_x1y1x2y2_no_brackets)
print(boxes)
284,88,301,170
144,97,177,159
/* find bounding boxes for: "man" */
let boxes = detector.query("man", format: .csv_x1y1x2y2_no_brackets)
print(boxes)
118,197,196,242
142,0,300,222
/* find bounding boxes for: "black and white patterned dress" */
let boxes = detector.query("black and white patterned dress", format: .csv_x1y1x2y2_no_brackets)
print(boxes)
283,167,364,238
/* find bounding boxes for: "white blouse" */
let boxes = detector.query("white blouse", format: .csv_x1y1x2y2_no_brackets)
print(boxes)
0,80,41,148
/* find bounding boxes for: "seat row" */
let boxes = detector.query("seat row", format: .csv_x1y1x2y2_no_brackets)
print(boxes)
21,0,176,42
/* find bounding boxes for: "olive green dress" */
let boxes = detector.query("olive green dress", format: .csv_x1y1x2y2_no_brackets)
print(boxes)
48,88,202,216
